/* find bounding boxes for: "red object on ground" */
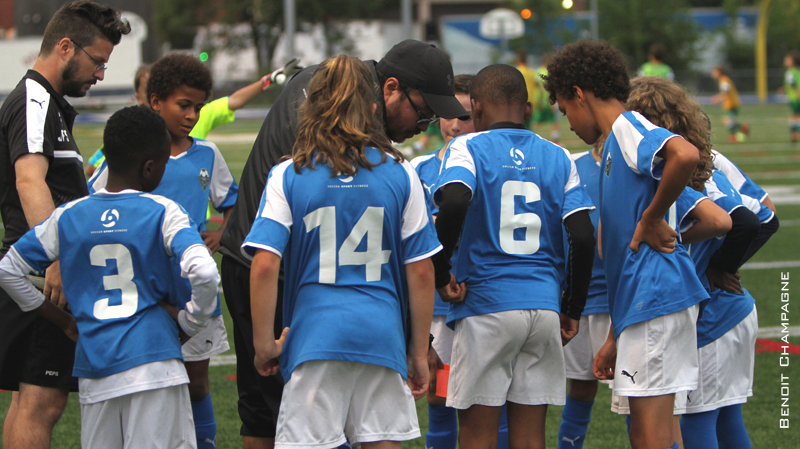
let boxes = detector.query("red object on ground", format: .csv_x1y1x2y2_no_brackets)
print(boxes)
754,338,800,354
225,374,237,381
435,364,450,397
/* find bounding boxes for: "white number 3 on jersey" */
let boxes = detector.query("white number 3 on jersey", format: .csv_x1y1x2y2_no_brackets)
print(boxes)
90,244,139,319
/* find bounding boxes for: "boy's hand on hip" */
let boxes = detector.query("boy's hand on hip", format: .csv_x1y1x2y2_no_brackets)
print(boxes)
630,216,677,254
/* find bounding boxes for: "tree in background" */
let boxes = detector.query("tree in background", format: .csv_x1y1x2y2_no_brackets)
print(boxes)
598,0,700,72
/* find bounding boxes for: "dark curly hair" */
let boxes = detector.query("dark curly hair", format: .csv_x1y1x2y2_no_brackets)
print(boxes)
104,105,169,174
40,0,131,55
146,53,213,104
543,40,630,105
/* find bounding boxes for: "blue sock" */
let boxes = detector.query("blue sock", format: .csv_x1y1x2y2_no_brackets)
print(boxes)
426,403,457,449
191,393,217,449
625,415,631,437
497,404,509,449
558,397,594,449
681,410,720,449
716,404,752,449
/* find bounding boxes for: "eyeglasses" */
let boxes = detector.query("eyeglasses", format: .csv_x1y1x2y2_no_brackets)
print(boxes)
72,40,107,72
402,87,439,126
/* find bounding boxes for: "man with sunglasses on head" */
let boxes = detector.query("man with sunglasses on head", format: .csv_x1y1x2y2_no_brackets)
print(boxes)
218,39,469,449
0,2,129,448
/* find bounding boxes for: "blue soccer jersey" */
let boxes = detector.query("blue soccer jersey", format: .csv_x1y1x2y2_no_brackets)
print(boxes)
3,191,209,379
678,171,756,348
242,149,441,381
88,138,237,316
434,127,595,325
711,149,773,223
599,111,708,339
571,150,608,315
88,138,238,232
411,150,458,317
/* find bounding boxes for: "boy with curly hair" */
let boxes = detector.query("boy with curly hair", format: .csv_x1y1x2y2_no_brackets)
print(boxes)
88,54,238,449
543,40,709,449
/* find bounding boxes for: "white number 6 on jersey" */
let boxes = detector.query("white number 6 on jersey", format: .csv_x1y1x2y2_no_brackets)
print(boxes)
499,180,542,255
90,244,139,319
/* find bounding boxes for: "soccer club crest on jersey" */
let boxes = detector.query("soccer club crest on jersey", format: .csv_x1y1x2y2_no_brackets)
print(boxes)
605,155,612,176
198,168,210,190
510,147,525,166
101,209,119,228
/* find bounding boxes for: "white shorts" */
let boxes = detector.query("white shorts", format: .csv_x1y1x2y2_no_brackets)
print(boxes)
564,313,611,381
610,392,687,416
680,306,757,414
613,305,699,398
275,360,420,448
447,309,566,409
431,315,455,366
80,384,196,449
181,315,230,362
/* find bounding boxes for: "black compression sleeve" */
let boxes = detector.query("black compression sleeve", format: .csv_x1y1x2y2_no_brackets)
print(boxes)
431,183,472,288
562,211,595,320
740,214,779,265
709,207,761,273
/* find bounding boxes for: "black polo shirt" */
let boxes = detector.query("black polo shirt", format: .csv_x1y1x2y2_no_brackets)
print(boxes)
0,70,88,257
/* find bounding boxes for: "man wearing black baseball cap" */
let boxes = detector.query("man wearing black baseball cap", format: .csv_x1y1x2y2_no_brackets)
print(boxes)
218,40,468,449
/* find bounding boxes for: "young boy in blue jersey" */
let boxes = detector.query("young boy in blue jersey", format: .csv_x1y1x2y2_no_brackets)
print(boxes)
0,105,220,448
627,76,771,449
432,64,596,449
243,55,440,449
557,137,613,449
411,74,511,449
544,41,710,449
87,54,238,449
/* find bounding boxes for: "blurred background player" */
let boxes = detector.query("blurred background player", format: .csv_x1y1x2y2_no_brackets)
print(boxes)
557,137,612,449
545,40,709,449
711,66,749,143
0,2,129,448
243,54,440,449
532,57,561,144
783,51,800,142
218,39,468,449
433,64,595,449
637,44,675,80
515,49,538,132
411,74,511,449
0,105,220,449
85,58,301,176
88,53,238,449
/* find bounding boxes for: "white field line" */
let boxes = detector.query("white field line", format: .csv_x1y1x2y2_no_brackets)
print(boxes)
741,260,800,270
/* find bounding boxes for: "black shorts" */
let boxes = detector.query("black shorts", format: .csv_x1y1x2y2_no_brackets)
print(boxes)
0,288,78,391
221,255,284,438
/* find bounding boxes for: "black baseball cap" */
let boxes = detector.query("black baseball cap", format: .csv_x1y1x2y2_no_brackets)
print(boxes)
378,40,470,120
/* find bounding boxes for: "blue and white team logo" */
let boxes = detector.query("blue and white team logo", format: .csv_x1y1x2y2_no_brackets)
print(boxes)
510,148,524,166
338,175,354,183
198,168,210,190
101,209,119,228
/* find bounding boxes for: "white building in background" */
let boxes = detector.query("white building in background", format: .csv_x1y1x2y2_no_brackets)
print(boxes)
0,11,147,103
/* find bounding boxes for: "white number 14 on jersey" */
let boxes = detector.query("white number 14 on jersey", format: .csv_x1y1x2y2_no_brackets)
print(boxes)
304,206,391,284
